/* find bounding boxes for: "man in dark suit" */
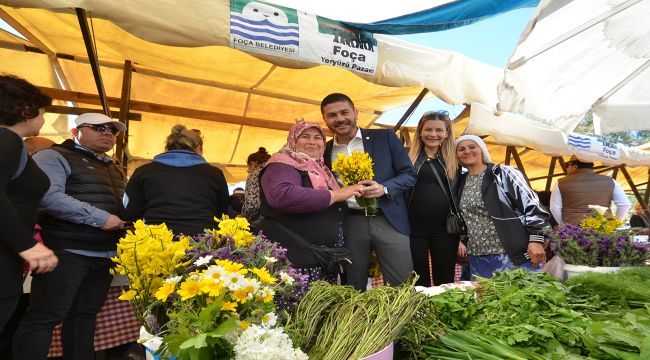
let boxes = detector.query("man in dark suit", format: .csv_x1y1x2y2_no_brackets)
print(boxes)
322,93,416,290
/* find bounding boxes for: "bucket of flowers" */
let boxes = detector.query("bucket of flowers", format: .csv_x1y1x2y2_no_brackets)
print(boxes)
544,206,649,278
112,216,309,360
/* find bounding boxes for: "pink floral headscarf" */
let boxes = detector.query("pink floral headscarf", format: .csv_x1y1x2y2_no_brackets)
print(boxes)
267,122,340,190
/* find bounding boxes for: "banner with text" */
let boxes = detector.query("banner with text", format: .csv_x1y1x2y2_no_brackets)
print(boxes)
230,0,378,75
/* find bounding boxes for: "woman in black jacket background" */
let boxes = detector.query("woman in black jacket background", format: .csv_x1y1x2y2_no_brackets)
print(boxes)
455,135,549,279
407,111,460,286
0,75,58,337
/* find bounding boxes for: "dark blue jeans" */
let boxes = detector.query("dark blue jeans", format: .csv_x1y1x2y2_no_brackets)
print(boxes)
13,250,113,360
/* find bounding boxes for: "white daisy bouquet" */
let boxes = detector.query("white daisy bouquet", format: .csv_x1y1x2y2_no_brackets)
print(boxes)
112,216,308,360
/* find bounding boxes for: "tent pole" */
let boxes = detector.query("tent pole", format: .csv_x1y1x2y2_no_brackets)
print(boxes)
612,167,619,180
392,88,428,132
510,146,529,183
545,157,558,192
0,8,74,92
75,8,111,116
557,157,568,173
504,146,512,165
115,60,133,172
620,166,647,209
645,169,650,206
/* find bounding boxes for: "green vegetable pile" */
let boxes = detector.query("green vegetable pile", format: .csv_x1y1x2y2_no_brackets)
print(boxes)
285,278,430,360
402,268,650,359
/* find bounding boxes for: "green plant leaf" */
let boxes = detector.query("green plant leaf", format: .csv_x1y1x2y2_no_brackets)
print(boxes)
205,317,239,338
180,333,208,350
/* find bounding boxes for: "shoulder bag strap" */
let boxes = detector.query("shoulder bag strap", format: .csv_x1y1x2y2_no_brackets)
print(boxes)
428,161,460,216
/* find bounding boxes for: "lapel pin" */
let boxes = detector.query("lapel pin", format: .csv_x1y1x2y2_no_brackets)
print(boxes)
365,136,370,140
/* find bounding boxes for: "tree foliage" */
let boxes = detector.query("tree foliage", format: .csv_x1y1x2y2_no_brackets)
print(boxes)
573,111,650,146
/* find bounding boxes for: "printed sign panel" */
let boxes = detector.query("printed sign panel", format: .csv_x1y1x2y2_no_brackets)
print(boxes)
567,133,620,161
230,0,378,75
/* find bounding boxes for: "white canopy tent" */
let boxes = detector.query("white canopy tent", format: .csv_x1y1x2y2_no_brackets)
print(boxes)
497,0,650,134
2,0,650,198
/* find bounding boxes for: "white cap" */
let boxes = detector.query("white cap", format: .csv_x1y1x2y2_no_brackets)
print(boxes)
74,113,127,133
455,134,492,164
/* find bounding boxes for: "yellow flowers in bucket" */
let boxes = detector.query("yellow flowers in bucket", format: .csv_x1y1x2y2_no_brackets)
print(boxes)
112,220,191,304
111,216,308,359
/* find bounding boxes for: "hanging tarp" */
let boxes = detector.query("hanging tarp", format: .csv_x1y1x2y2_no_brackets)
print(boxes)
342,0,540,34
498,0,650,134
2,0,501,107
467,103,650,167
0,0,501,183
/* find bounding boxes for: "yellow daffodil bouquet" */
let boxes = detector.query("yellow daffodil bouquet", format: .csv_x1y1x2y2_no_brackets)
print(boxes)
112,216,309,360
331,150,378,215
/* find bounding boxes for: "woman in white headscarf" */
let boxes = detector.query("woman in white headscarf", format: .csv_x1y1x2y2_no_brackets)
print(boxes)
455,135,550,279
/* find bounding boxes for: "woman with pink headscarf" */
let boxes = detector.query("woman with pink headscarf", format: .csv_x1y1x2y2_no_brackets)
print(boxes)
257,122,363,283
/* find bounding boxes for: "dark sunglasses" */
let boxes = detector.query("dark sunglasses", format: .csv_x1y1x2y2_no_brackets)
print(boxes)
77,124,120,135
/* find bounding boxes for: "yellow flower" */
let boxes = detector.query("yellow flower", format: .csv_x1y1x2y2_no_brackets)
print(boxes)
177,279,201,300
112,221,192,303
331,151,374,185
256,287,275,303
199,279,224,297
239,320,250,330
232,288,250,303
214,259,247,274
222,301,238,312
249,267,276,284
154,282,176,301
119,289,137,301
214,215,255,247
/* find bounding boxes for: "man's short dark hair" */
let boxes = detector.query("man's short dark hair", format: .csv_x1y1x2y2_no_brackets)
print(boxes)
320,93,355,114
0,75,52,126
568,160,594,169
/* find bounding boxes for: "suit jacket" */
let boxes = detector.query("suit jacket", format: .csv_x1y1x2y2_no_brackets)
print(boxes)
325,128,417,235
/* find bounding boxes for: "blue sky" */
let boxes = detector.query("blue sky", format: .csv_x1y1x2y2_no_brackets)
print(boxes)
377,6,537,126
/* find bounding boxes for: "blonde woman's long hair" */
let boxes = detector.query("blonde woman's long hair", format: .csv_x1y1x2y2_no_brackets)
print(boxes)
408,111,458,180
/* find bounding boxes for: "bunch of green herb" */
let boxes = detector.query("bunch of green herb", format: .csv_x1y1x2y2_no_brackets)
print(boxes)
423,329,549,360
566,267,650,309
428,287,477,330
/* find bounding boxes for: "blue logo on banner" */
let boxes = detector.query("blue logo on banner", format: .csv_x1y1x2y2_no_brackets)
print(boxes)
567,134,591,149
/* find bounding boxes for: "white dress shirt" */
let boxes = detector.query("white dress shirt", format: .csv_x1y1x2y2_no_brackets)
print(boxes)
331,128,364,209
550,179,632,225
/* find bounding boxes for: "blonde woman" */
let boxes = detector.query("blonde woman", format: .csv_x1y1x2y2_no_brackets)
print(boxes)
124,125,229,235
407,110,461,286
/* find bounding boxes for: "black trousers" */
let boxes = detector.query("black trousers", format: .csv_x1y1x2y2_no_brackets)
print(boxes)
13,250,113,360
410,231,459,286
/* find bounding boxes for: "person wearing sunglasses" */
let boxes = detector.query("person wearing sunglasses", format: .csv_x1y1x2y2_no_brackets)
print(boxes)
406,110,462,286
14,113,128,359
